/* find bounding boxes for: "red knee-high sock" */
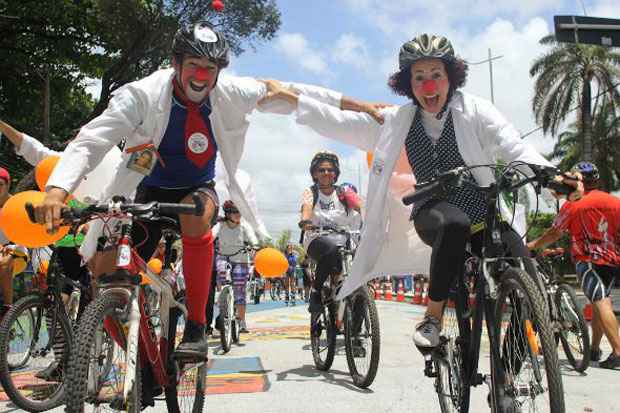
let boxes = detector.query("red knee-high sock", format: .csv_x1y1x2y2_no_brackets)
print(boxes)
182,231,214,324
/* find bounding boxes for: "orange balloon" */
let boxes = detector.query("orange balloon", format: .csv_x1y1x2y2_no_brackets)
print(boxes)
366,152,373,169
0,191,69,248
35,156,60,191
254,247,289,278
147,258,163,275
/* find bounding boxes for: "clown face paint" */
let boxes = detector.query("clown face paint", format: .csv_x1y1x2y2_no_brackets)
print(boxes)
410,58,449,114
174,56,219,103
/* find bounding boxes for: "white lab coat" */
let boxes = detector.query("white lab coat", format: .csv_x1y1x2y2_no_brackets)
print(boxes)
45,69,342,260
294,91,553,299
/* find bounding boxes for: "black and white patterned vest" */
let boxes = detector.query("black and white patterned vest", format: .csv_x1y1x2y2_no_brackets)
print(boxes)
405,109,487,225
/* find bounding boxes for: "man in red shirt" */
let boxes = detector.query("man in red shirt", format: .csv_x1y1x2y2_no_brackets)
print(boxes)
528,162,620,369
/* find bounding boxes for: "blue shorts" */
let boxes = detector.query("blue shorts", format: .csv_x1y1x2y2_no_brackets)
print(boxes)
576,261,619,303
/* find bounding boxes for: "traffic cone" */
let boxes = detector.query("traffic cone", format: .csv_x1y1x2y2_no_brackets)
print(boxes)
422,280,429,306
397,280,405,302
412,278,422,304
374,280,382,300
385,281,393,301
583,303,593,321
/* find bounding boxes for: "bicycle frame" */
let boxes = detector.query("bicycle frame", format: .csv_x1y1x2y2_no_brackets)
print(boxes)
90,216,187,403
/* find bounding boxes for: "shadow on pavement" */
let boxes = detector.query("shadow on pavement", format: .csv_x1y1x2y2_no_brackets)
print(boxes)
275,364,373,394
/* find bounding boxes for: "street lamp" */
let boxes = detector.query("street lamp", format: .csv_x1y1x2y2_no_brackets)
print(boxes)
468,48,503,104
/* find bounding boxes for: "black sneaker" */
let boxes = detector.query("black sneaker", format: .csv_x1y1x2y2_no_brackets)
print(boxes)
591,348,603,363
34,361,62,382
173,320,208,361
599,353,620,369
308,291,322,314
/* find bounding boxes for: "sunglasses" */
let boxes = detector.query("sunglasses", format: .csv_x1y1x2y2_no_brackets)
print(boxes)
317,168,336,174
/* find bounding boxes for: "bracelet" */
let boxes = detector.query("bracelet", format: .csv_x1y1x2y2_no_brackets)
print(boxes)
298,219,312,229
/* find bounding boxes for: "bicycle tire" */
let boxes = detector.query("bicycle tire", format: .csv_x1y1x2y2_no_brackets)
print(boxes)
491,266,565,413
219,289,233,353
0,294,72,412
65,291,142,412
554,283,591,372
344,288,380,388
165,296,207,413
7,306,35,370
232,318,241,344
310,303,337,371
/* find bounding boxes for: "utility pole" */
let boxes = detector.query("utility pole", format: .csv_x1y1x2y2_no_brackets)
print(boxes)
469,49,503,104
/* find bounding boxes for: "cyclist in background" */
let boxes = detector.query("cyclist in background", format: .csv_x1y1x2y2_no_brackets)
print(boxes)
528,162,620,369
298,151,362,314
215,200,258,333
285,244,297,305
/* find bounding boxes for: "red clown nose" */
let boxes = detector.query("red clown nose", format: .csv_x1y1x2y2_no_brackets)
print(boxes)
212,0,224,11
194,67,210,81
422,79,437,95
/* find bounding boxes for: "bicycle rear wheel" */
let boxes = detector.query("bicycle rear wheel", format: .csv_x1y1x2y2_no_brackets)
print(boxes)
554,283,590,372
310,303,336,371
165,296,207,413
218,289,233,353
65,291,141,412
344,287,380,388
0,294,72,412
492,267,565,413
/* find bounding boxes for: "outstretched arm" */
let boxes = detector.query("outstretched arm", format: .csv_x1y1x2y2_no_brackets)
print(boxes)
526,227,563,251
0,120,59,166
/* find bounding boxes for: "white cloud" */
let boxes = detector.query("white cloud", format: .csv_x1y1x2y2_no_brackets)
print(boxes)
275,32,330,75
331,33,370,71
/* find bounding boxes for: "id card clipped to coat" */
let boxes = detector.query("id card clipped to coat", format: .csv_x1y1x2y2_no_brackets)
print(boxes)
125,145,157,176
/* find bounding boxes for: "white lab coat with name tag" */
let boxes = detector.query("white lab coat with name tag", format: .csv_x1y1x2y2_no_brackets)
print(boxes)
45,68,342,261
294,91,553,299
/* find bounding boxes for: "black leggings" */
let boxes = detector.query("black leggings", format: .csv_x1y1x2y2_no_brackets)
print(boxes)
413,201,536,302
307,235,343,291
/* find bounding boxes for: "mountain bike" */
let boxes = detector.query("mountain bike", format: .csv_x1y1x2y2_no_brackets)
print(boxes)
309,227,381,388
26,196,207,412
215,246,254,353
0,246,112,412
404,163,569,412
533,247,591,372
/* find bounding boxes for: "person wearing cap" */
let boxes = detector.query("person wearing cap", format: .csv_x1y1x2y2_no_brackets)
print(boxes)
528,161,620,370
0,166,18,315
31,20,380,372
260,33,583,350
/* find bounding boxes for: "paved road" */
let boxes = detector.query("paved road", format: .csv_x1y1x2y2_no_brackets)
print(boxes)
1,297,618,412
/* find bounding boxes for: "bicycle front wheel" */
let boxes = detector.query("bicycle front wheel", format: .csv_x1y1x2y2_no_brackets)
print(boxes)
310,303,337,371
0,294,72,412
219,289,233,353
165,295,207,413
344,287,380,388
492,267,565,413
65,291,141,413
555,283,590,372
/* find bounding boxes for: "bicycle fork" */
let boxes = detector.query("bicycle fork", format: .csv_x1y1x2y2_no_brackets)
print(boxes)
124,286,141,402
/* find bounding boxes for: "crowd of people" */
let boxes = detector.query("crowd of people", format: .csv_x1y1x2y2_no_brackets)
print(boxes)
0,16,618,411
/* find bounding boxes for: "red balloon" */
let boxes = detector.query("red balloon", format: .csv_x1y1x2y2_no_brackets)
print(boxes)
212,0,224,11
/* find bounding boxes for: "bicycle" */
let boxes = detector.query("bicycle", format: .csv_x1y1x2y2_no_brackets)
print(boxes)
0,246,114,412
26,196,207,412
214,245,254,353
533,247,591,372
247,270,264,305
403,163,570,412
308,227,381,389
269,277,283,301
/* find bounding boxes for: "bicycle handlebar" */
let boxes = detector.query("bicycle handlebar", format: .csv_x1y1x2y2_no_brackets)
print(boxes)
25,193,205,225
402,163,574,206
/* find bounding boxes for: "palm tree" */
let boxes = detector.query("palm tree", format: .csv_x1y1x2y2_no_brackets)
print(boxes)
547,97,620,191
530,35,620,162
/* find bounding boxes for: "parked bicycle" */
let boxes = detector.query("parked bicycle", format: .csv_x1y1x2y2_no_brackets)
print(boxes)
215,245,255,353
404,163,569,412
533,247,591,372
309,227,380,389
27,196,207,412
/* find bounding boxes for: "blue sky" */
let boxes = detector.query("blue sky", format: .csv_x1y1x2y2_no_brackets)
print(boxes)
222,0,618,240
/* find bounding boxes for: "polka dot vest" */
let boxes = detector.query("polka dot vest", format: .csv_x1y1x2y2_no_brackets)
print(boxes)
405,109,487,225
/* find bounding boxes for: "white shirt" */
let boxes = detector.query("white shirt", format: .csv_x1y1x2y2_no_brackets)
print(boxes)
215,221,258,264
420,109,447,144
301,187,362,249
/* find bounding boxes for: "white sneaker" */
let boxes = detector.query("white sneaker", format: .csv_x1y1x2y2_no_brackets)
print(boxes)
413,315,441,348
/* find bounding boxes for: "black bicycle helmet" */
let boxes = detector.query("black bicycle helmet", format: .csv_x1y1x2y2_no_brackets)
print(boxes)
172,21,229,68
399,34,455,70
309,151,340,182
572,161,600,183
223,199,239,215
